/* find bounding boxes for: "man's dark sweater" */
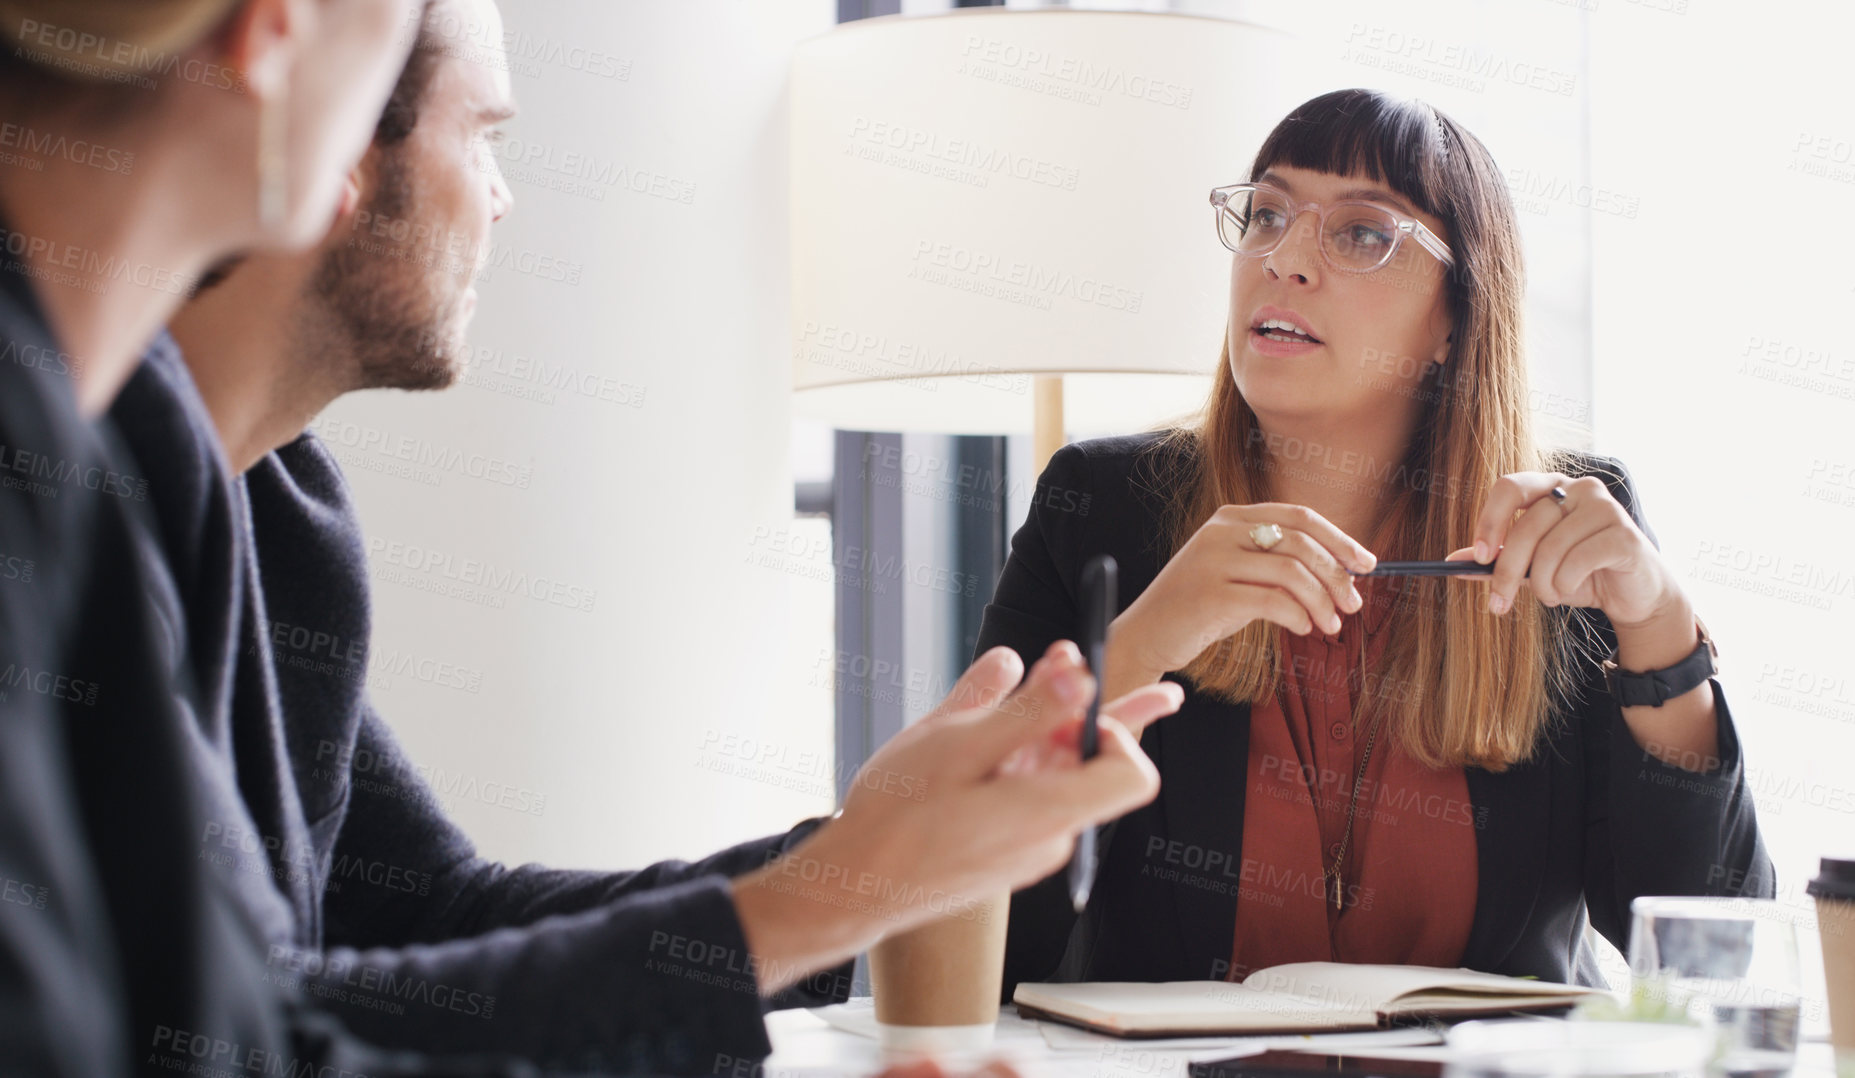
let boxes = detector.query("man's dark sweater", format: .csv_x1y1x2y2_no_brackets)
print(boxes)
2,247,528,1077
0,242,298,1078
109,338,851,1074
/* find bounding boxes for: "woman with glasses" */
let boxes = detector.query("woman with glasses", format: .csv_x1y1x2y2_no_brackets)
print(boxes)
983,89,1771,992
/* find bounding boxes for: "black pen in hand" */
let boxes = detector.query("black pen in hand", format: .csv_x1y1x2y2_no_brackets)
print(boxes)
1069,554,1117,913
1353,559,1528,578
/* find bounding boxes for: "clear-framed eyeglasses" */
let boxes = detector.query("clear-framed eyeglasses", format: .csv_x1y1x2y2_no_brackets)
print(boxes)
1209,182,1456,274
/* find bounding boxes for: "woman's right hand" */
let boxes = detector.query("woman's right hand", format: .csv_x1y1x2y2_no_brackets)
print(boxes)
1107,503,1378,698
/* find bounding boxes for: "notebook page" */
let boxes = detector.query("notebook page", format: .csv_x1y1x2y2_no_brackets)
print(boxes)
1240,963,1594,1014
1013,979,1377,1035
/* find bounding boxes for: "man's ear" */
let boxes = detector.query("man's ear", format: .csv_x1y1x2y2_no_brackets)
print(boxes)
337,164,364,219
319,148,377,245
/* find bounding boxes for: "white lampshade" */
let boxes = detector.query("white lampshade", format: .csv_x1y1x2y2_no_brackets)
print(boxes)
790,9,1309,435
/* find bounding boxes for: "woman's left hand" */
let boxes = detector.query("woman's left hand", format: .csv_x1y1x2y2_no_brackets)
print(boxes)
1444,471,1683,628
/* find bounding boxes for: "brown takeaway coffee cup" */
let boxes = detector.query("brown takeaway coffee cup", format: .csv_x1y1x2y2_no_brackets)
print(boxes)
1808,857,1855,1073
868,892,1009,1053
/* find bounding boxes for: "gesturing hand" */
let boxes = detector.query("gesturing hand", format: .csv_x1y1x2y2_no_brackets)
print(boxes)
1445,471,1680,628
1111,502,1378,684
819,641,1182,928
732,640,1183,992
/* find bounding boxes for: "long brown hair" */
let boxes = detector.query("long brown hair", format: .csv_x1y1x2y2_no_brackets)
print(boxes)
1154,89,1592,771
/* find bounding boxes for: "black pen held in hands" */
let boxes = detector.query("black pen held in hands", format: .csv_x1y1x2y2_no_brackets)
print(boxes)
1354,559,1528,578
1069,554,1117,914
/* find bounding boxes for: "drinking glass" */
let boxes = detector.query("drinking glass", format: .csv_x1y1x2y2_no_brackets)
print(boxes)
1629,897,1802,1078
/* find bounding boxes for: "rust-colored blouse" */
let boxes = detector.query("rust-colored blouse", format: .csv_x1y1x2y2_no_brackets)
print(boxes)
1227,575,1480,982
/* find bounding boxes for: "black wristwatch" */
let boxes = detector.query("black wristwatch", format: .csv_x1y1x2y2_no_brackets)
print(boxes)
1601,618,1717,708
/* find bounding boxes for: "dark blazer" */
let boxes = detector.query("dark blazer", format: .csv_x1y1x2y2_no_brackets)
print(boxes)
977,432,1774,997
109,340,847,1075
1,252,528,1074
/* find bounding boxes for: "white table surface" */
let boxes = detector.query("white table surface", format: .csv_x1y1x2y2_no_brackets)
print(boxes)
762,1004,1845,1078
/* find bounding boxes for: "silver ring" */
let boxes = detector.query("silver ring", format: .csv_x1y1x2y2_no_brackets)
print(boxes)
1549,485,1569,511
1250,522,1285,551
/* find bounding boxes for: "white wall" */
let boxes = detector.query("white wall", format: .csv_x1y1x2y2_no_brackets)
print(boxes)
323,0,838,870
1587,1,1855,1024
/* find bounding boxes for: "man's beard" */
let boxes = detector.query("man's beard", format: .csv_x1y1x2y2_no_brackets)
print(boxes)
310,153,468,392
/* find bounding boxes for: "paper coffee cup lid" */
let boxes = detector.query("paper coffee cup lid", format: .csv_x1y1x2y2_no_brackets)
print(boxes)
1808,857,1855,901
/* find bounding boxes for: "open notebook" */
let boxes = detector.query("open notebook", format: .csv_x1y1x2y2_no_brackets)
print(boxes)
1012,963,1603,1039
